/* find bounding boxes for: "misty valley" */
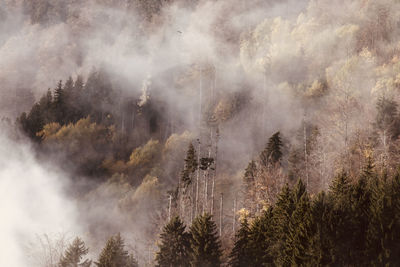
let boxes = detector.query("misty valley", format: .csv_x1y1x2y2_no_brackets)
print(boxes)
3,0,400,266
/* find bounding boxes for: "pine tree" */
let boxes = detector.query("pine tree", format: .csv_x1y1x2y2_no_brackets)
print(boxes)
260,132,283,167
96,233,138,267
229,218,251,267
272,184,295,266
59,237,91,267
367,171,400,265
155,216,191,267
286,191,312,266
309,192,334,266
189,213,222,267
329,171,351,201
247,207,275,266
54,80,66,124
181,143,198,187
243,161,257,215
345,159,374,266
328,172,353,265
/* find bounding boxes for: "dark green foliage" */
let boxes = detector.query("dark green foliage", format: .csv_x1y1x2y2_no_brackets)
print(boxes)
96,233,138,267
229,218,251,267
155,216,191,267
243,161,257,214
189,213,222,267
260,131,283,166
308,192,334,266
181,143,198,187
286,191,312,266
59,237,91,267
272,184,295,266
247,208,275,266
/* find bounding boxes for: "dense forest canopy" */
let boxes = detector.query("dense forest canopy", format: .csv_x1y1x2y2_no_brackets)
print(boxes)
3,0,400,266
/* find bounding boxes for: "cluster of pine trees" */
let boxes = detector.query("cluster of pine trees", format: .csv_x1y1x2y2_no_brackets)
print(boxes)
229,161,400,266
156,214,222,267
156,159,400,266
18,71,116,141
59,234,138,267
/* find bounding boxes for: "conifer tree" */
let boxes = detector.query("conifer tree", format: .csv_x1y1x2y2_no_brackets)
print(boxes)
345,159,374,266
155,216,191,267
181,143,198,187
272,184,294,266
59,237,91,267
247,207,275,266
243,161,257,215
96,233,138,267
260,131,283,167
309,192,334,266
286,192,312,266
189,213,222,267
328,171,353,265
54,80,66,124
229,218,251,267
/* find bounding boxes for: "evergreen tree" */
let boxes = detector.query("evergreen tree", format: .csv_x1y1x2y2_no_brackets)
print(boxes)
260,132,283,167
155,216,191,267
243,161,257,215
345,160,374,266
309,192,334,266
96,233,138,267
367,171,400,265
247,208,275,266
59,237,91,267
286,191,312,266
189,213,222,267
54,80,66,124
328,172,353,265
272,184,295,266
181,143,198,187
229,218,251,267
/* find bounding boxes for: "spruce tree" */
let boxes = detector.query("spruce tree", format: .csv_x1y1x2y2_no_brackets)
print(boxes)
189,213,222,267
272,184,295,266
59,237,91,267
247,207,275,266
181,143,198,187
96,233,138,267
155,216,191,267
346,160,374,266
286,192,312,266
309,192,334,266
229,218,251,267
243,161,257,215
54,80,66,124
260,131,283,167
329,172,353,265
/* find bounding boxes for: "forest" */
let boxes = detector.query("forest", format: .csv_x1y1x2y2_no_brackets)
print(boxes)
3,0,400,266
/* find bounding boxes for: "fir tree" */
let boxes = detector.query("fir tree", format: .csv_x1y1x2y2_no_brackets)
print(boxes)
243,161,257,215
189,213,222,267
181,143,198,187
260,131,283,167
59,237,91,267
273,184,295,266
247,207,275,266
286,192,312,266
54,80,66,124
229,218,251,267
96,233,138,267
309,192,334,266
155,216,191,267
